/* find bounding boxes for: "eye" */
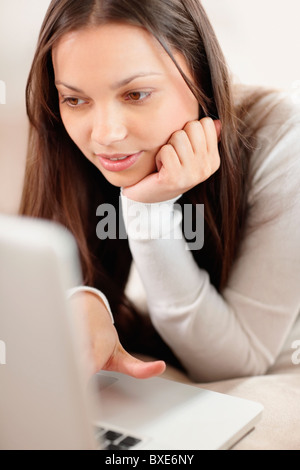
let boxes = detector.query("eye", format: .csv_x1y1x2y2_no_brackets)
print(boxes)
61,97,87,108
125,91,151,102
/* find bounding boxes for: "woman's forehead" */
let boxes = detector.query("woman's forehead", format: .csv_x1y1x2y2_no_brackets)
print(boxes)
53,23,164,63
52,23,192,85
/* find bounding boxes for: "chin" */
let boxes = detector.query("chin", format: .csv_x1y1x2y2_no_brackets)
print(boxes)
100,172,143,189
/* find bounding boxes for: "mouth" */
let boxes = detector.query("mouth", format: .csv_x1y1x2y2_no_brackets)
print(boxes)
106,155,129,161
96,151,143,172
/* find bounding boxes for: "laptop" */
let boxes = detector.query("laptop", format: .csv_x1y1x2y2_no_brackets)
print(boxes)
0,214,263,450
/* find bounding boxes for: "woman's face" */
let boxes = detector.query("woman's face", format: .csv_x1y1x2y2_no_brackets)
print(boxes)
52,23,199,188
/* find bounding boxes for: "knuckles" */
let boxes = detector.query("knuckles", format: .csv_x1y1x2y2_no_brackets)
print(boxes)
157,122,221,194
158,143,176,158
168,129,188,146
184,120,202,132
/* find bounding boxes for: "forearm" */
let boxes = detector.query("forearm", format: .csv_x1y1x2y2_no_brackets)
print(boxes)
68,286,114,323
71,186,299,382
121,193,273,382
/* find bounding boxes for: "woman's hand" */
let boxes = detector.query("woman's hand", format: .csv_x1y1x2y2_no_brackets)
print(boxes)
122,117,221,203
69,291,166,379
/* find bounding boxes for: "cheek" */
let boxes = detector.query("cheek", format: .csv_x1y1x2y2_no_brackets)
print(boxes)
60,111,74,137
143,99,198,149
60,112,88,149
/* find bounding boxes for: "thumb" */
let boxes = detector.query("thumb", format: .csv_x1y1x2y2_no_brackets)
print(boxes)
106,345,166,379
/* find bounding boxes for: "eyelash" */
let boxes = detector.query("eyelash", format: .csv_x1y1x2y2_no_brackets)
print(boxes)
124,91,152,104
60,97,87,108
60,91,152,109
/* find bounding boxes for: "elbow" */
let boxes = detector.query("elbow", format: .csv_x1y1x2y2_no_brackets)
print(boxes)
179,346,274,384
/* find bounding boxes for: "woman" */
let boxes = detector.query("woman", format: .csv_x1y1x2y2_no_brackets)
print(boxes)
20,0,300,382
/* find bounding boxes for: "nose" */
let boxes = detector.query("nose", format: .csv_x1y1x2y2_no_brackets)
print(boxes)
91,104,127,147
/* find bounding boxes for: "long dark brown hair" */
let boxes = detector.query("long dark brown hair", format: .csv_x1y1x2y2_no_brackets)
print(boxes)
20,0,270,363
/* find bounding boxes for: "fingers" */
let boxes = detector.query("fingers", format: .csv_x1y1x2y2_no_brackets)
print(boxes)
183,117,220,155
199,117,220,155
167,118,220,182
155,143,181,176
166,118,220,167
181,120,206,156
123,117,221,203
191,118,221,176
167,129,194,165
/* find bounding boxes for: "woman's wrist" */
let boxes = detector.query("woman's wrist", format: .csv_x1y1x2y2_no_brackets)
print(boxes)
120,189,183,240
67,286,114,323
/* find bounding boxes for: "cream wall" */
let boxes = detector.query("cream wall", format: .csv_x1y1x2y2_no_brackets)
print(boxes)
0,0,51,214
0,0,299,214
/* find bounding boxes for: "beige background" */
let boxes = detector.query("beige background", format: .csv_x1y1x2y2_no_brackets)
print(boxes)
0,0,299,214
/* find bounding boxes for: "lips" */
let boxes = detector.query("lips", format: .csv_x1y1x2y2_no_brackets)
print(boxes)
96,151,143,172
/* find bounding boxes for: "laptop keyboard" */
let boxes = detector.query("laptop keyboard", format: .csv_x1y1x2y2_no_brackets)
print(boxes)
95,426,143,450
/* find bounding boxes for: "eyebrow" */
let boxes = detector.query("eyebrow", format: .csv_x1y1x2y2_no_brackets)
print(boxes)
55,72,162,93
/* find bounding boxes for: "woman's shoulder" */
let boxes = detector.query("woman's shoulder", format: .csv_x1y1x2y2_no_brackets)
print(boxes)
234,84,299,169
234,84,300,206
233,83,300,132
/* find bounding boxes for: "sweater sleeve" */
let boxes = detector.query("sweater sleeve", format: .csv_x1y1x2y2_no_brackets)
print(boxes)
121,97,300,382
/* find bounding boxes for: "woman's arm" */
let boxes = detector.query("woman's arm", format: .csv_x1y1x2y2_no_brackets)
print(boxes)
121,101,300,382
